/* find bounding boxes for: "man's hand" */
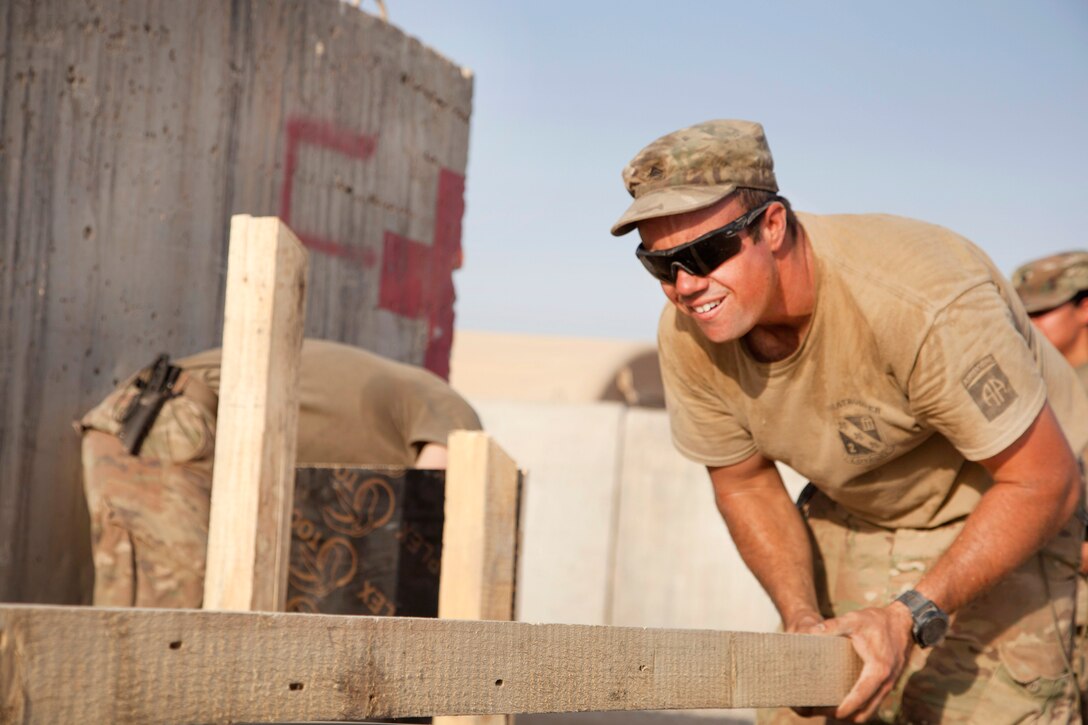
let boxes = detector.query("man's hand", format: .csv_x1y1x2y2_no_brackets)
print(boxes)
793,603,914,722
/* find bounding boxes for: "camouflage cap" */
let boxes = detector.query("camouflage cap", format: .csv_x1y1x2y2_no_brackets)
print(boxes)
610,119,778,237
1012,251,1088,313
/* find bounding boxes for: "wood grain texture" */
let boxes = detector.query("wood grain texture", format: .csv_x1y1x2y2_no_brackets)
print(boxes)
0,0,472,603
203,215,307,612
437,432,522,725
0,604,862,723
438,431,520,622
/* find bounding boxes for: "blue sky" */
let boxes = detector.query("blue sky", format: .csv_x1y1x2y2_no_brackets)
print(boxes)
387,2,1088,342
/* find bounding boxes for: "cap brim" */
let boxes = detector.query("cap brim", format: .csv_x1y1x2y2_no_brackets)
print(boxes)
1019,290,1076,314
610,183,738,237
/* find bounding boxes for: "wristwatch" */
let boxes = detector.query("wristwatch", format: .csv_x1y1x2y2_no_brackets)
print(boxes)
895,589,949,648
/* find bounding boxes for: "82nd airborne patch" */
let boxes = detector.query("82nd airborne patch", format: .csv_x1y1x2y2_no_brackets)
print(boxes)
962,354,1017,421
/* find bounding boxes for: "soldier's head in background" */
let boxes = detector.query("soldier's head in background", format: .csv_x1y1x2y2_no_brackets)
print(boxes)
1013,251,1088,366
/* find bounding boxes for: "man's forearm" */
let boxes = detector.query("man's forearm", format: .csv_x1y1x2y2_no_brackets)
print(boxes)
913,475,1076,614
709,459,821,630
914,404,1080,614
724,494,820,629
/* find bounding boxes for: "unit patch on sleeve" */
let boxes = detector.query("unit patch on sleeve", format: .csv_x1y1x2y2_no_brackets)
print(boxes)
962,354,1017,421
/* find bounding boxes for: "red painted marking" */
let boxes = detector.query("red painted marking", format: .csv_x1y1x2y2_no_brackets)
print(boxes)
378,169,465,379
279,117,379,264
278,115,466,378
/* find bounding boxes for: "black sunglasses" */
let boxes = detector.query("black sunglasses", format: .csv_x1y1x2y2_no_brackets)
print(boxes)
635,198,778,283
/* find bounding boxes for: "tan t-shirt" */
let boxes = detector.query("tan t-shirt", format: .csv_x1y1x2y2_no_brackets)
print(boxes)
1077,363,1088,392
179,339,482,467
659,212,1088,529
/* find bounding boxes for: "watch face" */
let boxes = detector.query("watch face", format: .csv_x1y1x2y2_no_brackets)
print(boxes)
918,615,949,647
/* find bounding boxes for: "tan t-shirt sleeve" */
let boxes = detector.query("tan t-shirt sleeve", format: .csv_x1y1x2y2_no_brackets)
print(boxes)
906,283,1047,461
400,375,483,453
658,309,758,467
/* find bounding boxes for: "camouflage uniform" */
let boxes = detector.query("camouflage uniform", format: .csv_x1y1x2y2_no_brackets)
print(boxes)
78,339,482,608
760,492,1082,724
1014,250,1088,714
80,372,217,608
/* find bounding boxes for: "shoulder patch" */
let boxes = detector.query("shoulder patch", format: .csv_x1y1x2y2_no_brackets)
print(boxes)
962,354,1017,421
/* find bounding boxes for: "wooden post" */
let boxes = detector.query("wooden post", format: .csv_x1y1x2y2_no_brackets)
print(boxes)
203,215,308,612
436,431,521,725
0,604,863,724
438,431,520,621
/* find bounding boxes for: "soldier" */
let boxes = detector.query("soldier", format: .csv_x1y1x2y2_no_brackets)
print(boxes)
1013,251,1088,388
78,338,482,608
612,119,1088,722
1013,251,1088,713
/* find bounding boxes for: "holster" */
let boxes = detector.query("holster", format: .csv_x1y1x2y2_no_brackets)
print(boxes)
117,354,182,456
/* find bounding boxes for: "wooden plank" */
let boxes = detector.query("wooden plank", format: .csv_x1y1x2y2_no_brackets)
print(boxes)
436,432,522,725
203,215,308,612
438,431,520,621
0,604,862,724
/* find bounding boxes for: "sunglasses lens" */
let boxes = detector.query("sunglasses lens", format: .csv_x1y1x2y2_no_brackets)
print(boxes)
639,254,678,282
690,231,742,273
635,198,772,283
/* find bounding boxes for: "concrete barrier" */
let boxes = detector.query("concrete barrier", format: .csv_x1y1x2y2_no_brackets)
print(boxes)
1,0,472,602
471,399,807,634
473,400,626,625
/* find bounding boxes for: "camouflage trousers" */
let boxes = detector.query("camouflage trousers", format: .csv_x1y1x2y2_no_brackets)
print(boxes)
80,374,217,608
1076,573,1088,715
759,491,1082,725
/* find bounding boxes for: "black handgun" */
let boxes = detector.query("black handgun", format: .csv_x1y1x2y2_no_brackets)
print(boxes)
117,353,182,456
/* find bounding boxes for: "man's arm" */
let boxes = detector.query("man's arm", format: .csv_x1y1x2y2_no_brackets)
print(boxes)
414,442,449,469
818,402,1081,722
911,402,1080,612
708,453,823,633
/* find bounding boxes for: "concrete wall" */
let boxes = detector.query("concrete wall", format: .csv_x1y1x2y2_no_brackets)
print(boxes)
474,400,809,725
471,400,808,632
0,0,472,602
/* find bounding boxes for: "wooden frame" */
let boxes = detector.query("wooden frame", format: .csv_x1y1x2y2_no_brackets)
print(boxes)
0,215,865,723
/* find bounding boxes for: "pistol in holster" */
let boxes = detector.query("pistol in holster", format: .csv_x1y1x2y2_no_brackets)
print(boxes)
117,353,183,456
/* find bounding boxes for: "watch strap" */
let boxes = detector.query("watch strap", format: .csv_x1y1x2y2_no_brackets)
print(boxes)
896,589,930,616
896,589,948,648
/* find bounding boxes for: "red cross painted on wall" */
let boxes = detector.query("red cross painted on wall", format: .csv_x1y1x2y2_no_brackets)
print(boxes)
279,116,465,379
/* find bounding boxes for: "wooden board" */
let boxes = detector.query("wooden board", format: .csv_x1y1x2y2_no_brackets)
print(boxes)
436,431,522,725
438,431,520,622
0,605,862,724
203,215,307,612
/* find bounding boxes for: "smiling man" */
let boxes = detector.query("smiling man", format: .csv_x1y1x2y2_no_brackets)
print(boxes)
612,120,1088,723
